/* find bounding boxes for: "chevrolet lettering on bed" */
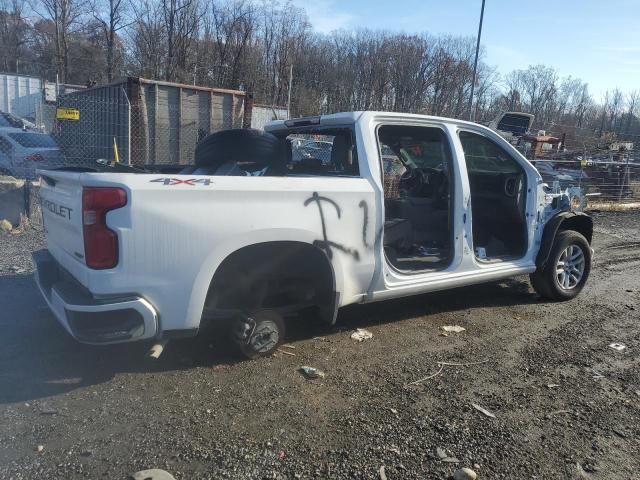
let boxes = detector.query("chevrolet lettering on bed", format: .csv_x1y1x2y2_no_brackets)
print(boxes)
32,112,593,360
41,199,73,220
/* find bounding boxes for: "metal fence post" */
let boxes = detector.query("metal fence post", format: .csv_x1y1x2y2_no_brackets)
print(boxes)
121,87,132,165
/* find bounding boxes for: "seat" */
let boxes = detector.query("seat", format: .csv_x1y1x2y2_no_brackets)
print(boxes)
330,135,357,175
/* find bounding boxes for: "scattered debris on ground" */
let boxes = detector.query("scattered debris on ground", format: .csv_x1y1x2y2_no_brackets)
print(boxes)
299,366,325,379
406,359,489,386
0,219,13,233
277,348,296,356
350,328,373,342
453,467,478,480
441,325,466,333
472,403,496,419
378,465,387,480
437,447,460,463
129,469,176,480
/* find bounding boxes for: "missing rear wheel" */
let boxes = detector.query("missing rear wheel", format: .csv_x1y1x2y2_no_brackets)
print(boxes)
232,309,285,359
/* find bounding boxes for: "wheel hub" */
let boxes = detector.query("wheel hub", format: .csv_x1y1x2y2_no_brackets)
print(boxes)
556,244,585,290
248,320,280,353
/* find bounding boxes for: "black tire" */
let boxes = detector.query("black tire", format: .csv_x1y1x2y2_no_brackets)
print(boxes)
194,129,279,169
530,230,591,301
232,309,285,359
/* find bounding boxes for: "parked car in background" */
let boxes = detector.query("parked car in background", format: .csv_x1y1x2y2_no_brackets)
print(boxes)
296,139,333,163
0,127,62,178
0,111,38,130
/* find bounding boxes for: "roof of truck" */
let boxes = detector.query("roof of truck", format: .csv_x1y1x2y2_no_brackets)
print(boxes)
265,111,484,132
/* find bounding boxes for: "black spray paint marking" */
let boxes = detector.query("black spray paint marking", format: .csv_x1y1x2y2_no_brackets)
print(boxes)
358,200,370,248
304,192,360,261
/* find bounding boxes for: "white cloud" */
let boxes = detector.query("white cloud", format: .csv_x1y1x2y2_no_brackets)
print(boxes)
292,0,354,33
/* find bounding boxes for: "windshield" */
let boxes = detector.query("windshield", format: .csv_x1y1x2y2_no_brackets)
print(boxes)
0,112,26,128
7,132,58,148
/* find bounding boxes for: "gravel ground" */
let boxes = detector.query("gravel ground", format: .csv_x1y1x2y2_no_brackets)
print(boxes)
1,212,639,480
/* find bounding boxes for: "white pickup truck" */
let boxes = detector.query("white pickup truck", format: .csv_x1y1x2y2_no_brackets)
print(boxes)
34,112,593,358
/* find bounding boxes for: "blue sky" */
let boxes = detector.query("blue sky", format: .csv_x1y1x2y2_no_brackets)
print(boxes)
292,0,640,99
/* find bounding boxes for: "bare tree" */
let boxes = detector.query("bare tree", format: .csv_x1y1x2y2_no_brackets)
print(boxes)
623,90,639,136
92,0,130,81
607,88,624,133
129,0,164,79
161,0,199,81
204,0,255,88
503,70,523,111
38,0,85,82
0,0,29,72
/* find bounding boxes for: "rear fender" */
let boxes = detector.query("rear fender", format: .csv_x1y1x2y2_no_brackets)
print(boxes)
185,229,345,329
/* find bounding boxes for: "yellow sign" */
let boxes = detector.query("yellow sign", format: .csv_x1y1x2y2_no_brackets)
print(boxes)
56,107,80,121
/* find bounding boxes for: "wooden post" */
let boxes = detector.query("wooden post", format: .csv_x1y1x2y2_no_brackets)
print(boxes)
209,90,214,132
242,92,254,129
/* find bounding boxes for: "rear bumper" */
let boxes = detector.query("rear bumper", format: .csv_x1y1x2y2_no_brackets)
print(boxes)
32,249,158,344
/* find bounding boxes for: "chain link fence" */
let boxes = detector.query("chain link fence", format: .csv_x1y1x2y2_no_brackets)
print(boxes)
51,78,247,169
493,118,639,209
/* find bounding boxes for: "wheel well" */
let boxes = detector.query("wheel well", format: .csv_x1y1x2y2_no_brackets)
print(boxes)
536,212,593,269
204,241,336,322
559,214,593,244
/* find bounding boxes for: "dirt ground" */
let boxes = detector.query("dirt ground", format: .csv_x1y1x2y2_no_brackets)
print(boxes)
1,211,639,480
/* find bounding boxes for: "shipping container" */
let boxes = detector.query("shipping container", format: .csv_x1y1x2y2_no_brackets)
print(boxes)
54,77,251,166
0,73,42,121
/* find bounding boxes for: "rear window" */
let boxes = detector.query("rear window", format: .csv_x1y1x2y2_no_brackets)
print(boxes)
7,133,58,148
282,128,359,177
497,114,531,135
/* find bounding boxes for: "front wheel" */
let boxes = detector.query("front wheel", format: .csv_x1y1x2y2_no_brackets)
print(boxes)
530,230,591,301
232,309,285,359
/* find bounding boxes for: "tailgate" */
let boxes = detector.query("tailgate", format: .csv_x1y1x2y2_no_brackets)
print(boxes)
38,171,86,267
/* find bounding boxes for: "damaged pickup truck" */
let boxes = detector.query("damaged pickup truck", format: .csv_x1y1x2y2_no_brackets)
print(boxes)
34,112,593,358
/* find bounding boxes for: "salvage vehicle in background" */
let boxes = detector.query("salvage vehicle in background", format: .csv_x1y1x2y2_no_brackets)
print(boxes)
0,127,62,178
487,111,535,144
33,112,593,359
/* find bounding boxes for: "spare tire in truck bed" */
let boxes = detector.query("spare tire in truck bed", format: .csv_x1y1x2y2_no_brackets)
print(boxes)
194,129,280,170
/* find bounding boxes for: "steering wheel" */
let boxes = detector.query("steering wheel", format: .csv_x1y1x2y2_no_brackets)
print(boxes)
399,167,425,196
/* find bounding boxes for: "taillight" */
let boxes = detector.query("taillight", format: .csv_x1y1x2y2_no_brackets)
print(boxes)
82,187,127,269
25,153,44,162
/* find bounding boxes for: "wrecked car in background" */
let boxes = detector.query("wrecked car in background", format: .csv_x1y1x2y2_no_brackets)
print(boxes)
33,112,593,358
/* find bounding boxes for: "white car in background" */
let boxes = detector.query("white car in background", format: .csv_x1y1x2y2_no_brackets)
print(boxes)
0,127,62,179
